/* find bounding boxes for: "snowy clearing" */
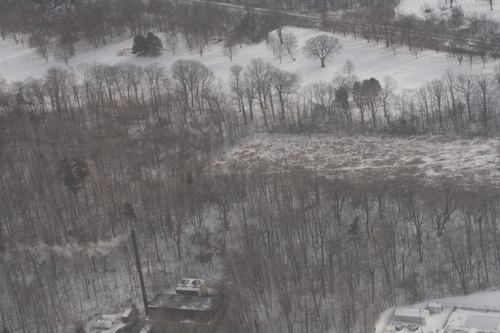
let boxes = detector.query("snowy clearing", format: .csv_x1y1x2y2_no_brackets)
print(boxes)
399,0,500,19
1,25,497,92
214,134,500,186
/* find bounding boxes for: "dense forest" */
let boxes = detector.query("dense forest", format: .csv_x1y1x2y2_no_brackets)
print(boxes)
1,0,500,333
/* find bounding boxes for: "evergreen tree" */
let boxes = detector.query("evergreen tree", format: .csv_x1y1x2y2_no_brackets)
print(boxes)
73,158,89,185
58,157,80,193
132,34,147,55
123,201,137,222
57,157,89,194
145,32,162,56
132,32,162,56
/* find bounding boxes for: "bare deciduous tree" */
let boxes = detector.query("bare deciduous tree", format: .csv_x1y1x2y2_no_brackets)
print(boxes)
186,33,209,57
282,31,298,59
29,32,51,62
53,43,74,66
302,35,342,67
165,33,179,55
223,40,238,61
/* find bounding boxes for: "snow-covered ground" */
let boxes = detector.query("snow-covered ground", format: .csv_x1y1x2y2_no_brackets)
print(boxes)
0,26,497,92
376,290,500,333
399,0,500,19
213,134,500,186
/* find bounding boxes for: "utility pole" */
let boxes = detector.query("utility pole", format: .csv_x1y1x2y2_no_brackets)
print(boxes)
131,228,149,317
124,201,149,317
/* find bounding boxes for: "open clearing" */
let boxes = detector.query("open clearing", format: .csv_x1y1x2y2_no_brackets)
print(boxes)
1,25,497,92
214,134,500,186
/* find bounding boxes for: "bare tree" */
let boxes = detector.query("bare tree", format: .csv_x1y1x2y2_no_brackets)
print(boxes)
275,26,285,45
229,64,247,124
268,34,281,55
29,32,51,62
245,58,272,126
411,46,420,59
475,74,491,133
165,33,179,55
390,37,400,55
171,59,215,112
53,43,74,66
424,178,458,237
223,40,238,61
270,67,301,122
186,33,209,57
456,74,476,121
381,76,397,119
449,38,468,65
147,0,169,31
302,35,342,67
275,43,286,64
282,31,298,60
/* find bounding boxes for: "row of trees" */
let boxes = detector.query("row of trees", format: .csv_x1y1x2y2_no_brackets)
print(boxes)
215,0,400,12
2,55,500,137
330,6,500,66
0,0,298,63
3,0,500,71
229,57,500,135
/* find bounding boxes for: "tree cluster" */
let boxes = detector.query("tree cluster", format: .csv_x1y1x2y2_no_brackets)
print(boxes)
132,32,163,56
0,0,274,63
2,0,500,75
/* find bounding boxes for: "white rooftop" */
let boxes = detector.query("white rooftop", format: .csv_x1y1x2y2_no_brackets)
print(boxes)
394,307,430,318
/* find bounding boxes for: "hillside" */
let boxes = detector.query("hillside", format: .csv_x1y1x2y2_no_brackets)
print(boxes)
1,1,500,333
0,25,497,90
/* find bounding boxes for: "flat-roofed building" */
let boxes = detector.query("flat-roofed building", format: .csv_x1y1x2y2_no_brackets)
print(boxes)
147,293,228,333
393,307,430,325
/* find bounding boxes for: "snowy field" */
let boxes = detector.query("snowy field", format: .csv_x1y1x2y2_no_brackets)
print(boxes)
399,0,500,19
213,134,500,186
1,16,499,92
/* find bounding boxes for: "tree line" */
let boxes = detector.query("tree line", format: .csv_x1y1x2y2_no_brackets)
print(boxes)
0,0,301,64
3,0,500,72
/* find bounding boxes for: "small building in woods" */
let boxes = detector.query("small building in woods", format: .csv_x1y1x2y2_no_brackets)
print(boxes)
146,278,228,333
427,302,443,314
393,307,430,325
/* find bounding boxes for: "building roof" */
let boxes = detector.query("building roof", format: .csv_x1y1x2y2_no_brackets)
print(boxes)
428,302,442,308
148,294,224,313
147,294,227,325
394,307,430,318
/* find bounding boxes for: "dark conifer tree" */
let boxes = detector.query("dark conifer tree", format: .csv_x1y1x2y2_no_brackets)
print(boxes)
132,34,147,55
132,32,162,56
145,32,162,56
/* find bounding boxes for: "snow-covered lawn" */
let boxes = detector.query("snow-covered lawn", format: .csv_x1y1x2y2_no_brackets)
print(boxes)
1,25,497,92
399,0,500,19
